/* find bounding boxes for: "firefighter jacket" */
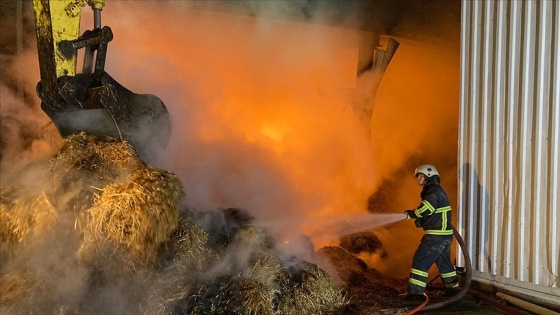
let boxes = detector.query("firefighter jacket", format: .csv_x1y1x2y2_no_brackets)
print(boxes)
413,183,453,236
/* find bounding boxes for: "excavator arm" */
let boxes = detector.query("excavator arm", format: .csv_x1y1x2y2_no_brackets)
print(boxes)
32,0,172,160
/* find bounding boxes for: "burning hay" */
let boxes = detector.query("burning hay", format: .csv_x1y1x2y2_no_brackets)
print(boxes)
142,208,348,315
148,254,347,315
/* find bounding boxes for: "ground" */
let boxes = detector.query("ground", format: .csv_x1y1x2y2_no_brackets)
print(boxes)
315,245,528,315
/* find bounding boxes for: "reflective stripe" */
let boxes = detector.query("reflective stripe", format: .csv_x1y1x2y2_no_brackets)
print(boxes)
411,268,429,277
441,271,457,278
422,200,436,213
409,278,427,287
415,200,435,218
444,282,459,288
425,229,454,235
435,206,452,213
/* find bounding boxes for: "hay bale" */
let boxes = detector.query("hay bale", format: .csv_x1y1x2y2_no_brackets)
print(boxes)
80,166,184,265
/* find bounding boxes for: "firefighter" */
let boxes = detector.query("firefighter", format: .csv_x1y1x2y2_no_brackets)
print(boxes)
402,164,459,302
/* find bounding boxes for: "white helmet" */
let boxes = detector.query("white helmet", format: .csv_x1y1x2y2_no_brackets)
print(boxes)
415,164,439,177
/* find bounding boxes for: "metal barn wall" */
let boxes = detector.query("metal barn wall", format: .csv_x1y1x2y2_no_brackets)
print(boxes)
458,0,560,308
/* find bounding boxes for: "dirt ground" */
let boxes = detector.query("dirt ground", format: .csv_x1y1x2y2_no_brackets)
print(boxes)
315,245,531,315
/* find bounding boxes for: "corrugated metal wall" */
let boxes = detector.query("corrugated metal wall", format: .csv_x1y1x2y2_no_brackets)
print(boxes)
458,0,560,308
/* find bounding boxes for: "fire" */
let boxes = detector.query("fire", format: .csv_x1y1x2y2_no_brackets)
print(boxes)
260,122,288,148
90,2,379,221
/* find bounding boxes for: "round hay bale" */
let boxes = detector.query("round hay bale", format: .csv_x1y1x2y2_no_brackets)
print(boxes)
80,166,184,264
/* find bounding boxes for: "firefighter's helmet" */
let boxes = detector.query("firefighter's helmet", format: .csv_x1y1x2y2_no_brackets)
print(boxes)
415,164,439,177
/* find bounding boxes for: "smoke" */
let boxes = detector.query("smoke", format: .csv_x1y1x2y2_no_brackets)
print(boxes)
0,1,460,311
92,2,381,237
0,83,55,175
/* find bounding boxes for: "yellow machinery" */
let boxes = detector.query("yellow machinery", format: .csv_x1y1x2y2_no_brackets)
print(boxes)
32,0,171,160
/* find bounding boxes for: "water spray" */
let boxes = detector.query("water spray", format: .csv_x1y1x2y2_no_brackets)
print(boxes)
261,212,408,241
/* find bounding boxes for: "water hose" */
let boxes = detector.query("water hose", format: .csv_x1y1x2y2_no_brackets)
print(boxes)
403,293,429,315
404,225,472,314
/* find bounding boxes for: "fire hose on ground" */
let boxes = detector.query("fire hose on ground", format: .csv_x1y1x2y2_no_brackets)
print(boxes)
370,225,472,315
404,225,472,314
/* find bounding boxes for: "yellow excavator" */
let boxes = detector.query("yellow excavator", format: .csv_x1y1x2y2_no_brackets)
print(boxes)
32,0,172,160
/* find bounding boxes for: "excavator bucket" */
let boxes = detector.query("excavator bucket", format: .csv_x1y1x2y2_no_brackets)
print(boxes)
39,70,172,160
32,0,172,160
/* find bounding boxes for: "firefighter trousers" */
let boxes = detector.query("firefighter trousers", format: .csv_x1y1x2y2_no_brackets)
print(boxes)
408,234,458,295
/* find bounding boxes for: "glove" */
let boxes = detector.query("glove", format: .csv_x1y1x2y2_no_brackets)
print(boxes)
404,210,416,219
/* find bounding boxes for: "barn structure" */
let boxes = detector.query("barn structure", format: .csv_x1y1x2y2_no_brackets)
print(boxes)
458,0,560,310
